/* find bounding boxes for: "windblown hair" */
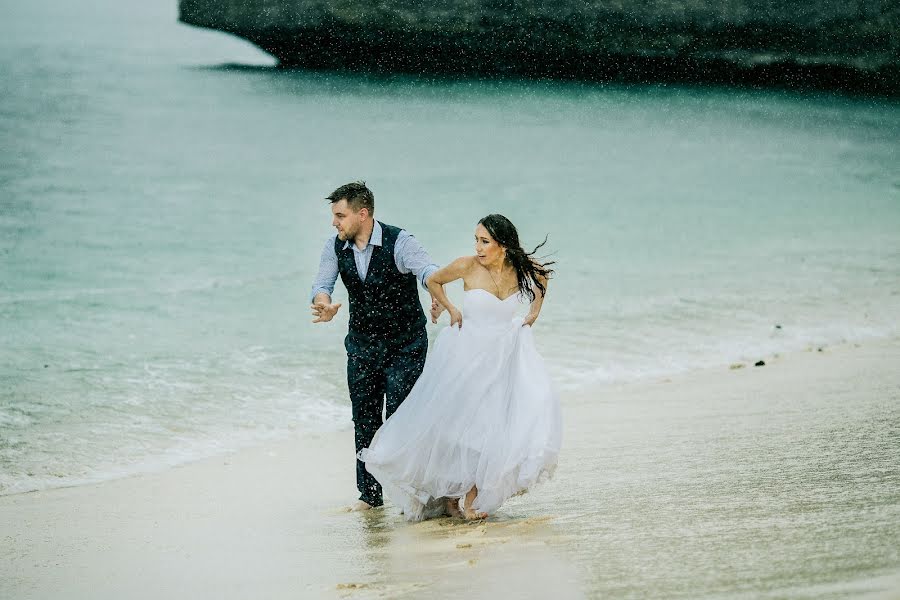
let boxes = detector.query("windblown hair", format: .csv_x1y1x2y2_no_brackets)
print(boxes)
326,181,374,215
477,214,555,302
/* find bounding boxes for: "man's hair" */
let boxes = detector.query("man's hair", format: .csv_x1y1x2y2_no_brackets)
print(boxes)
326,181,374,215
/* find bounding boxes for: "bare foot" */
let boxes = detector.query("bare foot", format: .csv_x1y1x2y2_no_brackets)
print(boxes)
445,497,463,518
350,500,373,512
464,508,487,520
462,485,484,520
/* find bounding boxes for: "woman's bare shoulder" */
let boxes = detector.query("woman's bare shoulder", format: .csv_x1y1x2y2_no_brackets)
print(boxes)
455,255,478,268
432,256,477,284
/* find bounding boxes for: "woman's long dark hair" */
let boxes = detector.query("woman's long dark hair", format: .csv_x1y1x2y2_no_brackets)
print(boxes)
478,214,555,302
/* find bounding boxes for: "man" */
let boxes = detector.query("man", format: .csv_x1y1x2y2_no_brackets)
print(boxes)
310,181,441,511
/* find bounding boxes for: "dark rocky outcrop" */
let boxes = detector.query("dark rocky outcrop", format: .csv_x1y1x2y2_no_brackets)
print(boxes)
179,0,899,95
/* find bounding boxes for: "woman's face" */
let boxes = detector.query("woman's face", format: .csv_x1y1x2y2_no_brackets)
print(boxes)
474,224,504,267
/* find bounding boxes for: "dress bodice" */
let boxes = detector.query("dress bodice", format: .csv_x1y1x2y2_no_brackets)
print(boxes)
462,288,521,325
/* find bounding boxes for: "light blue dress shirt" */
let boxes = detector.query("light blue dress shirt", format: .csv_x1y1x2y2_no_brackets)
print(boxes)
310,221,439,303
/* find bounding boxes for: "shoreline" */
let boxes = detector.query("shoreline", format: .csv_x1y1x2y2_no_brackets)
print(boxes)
3,333,896,500
2,337,899,599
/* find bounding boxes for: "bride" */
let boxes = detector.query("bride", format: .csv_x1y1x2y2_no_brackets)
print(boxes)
358,214,561,520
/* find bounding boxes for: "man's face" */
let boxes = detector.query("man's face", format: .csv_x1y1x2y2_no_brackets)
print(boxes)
331,199,366,241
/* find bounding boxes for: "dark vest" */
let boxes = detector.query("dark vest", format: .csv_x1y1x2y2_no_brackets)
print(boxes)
336,222,426,343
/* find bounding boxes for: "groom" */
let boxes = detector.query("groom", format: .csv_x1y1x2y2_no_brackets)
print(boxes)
310,181,440,511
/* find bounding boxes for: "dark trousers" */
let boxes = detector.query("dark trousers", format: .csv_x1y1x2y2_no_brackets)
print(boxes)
346,329,428,507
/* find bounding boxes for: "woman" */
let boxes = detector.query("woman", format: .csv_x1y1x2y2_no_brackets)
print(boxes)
358,214,561,520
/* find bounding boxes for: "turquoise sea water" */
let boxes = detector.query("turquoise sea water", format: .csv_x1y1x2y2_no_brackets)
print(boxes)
2,0,899,503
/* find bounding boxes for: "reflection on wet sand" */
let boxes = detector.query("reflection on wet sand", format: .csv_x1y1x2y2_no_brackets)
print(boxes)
335,509,585,599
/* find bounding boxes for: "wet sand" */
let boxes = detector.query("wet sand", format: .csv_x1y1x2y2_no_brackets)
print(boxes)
2,339,899,599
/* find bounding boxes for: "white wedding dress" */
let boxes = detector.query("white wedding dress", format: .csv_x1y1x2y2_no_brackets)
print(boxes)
359,288,562,521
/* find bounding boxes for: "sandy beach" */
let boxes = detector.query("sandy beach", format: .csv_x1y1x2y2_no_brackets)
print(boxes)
3,338,899,600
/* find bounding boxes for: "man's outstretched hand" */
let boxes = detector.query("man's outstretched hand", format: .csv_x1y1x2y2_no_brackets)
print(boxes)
311,302,342,323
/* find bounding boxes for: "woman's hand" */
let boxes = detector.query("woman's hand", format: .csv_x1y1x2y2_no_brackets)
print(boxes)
426,258,472,326
522,312,538,327
430,297,445,323
449,307,463,329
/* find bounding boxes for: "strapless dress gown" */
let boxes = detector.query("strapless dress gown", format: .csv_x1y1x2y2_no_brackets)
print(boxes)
359,288,562,520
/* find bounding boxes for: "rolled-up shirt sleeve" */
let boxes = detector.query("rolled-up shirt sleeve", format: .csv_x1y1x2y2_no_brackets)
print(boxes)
394,230,439,290
309,235,339,303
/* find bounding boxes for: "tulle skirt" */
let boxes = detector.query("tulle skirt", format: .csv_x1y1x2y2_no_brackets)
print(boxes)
359,315,561,521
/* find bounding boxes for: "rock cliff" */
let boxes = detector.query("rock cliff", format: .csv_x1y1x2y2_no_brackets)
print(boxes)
180,0,899,94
